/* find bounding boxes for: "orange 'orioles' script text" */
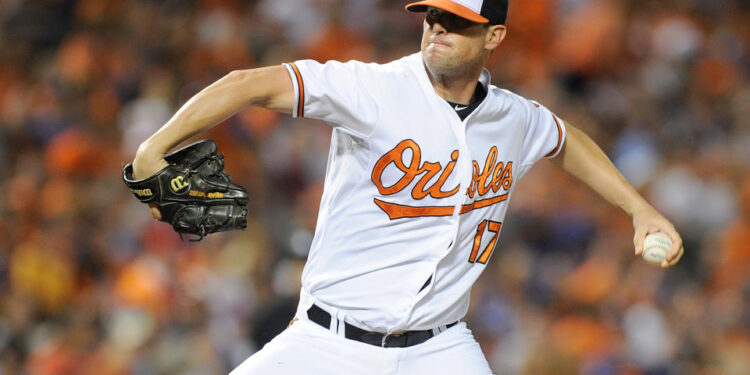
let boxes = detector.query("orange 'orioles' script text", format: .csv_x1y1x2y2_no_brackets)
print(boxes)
371,140,512,219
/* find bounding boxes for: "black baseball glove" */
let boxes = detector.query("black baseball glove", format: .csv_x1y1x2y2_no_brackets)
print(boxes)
123,139,249,240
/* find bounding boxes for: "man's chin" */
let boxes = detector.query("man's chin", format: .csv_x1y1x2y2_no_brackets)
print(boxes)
422,52,457,74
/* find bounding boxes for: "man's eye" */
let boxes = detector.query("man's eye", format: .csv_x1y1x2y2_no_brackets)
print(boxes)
455,18,469,28
427,9,440,21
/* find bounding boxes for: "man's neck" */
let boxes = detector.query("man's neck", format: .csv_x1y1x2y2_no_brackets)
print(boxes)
424,63,484,104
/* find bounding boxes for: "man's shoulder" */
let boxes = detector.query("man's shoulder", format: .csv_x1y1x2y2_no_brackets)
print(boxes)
382,51,423,69
351,52,423,75
486,85,553,113
484,84,528,109
486,84,523,101
294,52,421,81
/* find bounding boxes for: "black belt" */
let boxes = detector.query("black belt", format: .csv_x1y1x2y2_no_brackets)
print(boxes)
306,304,457,348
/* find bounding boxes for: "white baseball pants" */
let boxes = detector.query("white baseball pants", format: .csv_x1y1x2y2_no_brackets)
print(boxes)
230,313,493,374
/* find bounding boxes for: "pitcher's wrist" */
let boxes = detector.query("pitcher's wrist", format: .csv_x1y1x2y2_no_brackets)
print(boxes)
133,142,167,179
622,197,652,217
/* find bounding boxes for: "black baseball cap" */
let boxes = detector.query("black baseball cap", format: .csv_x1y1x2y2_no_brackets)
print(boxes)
406,0,508,25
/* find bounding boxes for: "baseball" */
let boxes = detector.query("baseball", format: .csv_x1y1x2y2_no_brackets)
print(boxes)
642,232,672,266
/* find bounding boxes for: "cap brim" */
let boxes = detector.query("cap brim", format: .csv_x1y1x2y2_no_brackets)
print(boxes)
405,0,489,24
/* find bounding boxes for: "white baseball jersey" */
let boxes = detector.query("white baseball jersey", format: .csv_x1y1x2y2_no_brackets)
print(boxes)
282,52,565,334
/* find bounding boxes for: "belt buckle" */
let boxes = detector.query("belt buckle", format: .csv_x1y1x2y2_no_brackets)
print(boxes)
381,333,390,347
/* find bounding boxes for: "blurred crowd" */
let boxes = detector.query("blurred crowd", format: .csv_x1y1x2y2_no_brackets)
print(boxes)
0,0,749,374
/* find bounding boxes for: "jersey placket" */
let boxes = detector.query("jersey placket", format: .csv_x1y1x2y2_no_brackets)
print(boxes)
389,63,475,334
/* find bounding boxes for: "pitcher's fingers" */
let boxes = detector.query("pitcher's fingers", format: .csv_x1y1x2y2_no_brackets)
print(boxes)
662,246,684,268
634,227,648,255
666,230,683,262
149,204,162,220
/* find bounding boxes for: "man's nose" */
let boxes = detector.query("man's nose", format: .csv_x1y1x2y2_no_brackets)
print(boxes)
429,20,447,34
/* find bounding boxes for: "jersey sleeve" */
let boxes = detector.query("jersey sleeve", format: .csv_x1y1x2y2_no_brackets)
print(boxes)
283,59,379,139
519,99,566,166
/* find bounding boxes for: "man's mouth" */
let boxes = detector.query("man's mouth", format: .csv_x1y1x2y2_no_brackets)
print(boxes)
430,38,451,47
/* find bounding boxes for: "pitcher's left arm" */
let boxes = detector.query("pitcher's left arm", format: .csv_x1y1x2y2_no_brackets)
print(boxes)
549,122,684,268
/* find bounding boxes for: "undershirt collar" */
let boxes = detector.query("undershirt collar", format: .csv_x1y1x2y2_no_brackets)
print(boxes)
445,82,487,121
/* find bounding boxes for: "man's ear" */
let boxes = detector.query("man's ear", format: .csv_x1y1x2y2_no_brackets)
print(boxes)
486,25,507,50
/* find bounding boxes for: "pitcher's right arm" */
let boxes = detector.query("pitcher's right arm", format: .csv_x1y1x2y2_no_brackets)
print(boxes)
132,65,294,180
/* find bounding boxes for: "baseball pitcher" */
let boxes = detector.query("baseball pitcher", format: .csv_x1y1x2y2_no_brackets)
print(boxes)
129,1,684,373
